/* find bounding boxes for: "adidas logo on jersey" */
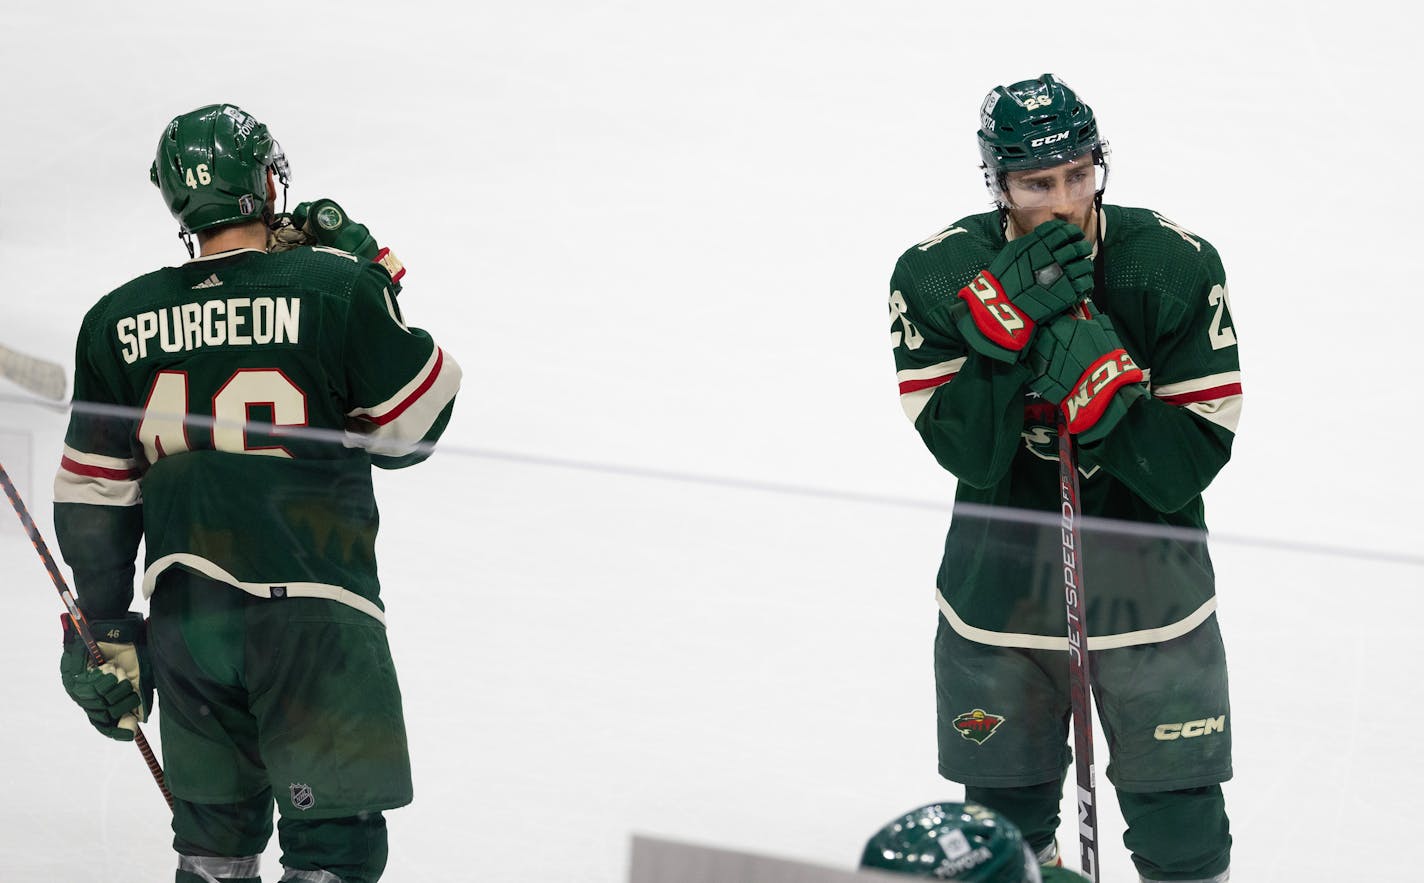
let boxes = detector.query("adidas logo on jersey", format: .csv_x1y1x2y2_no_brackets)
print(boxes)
191,274,223,290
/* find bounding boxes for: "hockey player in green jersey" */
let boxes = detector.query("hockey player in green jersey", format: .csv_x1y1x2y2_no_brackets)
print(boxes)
54,104,461,882
889,76,1241,881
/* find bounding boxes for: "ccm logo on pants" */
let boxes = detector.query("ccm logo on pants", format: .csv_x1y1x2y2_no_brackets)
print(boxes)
1154,716,1227,741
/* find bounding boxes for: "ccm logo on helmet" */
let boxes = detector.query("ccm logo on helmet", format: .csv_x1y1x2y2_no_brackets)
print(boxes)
1154,716,1227,741
1030,131,1070,148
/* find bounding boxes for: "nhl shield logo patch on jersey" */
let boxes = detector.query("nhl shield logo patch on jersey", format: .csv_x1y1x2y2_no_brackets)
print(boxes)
953,708,1006,745
289,783,316,811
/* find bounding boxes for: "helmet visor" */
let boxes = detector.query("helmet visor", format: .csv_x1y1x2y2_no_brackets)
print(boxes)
267,139,291,186
999,151,1105,210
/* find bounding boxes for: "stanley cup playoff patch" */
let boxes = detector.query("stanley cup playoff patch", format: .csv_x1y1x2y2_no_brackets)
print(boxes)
289,783,316,811
953,708,1006,745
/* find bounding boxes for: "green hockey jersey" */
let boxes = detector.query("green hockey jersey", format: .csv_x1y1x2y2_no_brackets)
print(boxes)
54,246,461,623
890,206,1241,649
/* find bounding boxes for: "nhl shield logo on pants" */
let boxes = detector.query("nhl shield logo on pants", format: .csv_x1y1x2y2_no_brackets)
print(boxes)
290,783,316,811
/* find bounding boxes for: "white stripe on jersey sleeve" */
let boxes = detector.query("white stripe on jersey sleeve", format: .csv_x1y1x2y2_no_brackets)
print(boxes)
1151,370,1244,433
345,347,463,457
54,445,142,506
1151,370,1242,398
896,358,965,424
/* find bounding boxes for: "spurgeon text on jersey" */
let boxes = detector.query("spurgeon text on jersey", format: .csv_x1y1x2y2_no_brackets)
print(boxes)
116,296,301,363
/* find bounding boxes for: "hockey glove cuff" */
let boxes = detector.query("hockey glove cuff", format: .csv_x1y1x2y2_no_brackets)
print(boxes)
59,612,153,742
954,270,1037,362
1028,306,1146,444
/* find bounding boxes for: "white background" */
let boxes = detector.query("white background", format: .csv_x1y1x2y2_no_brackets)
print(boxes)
2,2,1420,881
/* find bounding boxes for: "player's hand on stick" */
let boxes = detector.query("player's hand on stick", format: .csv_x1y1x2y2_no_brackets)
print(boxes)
59,612,153,742
1028,301,1145,444
953,219,1094,362
274,199,406,292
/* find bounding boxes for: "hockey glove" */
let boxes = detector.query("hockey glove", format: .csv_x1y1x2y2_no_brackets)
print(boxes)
271,199,406,291
266,213,314,252
1027,303,1146,445
954,219,1094,363
59,612,153,742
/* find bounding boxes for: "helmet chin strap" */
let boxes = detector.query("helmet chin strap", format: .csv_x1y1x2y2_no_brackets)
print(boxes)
178,229,195,259
1092,195,1106,296
262,173,290,233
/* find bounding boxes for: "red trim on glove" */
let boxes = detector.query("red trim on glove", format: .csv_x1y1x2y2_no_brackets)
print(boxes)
374,247,406,285
1062,349,1144,434
957,270,1035,351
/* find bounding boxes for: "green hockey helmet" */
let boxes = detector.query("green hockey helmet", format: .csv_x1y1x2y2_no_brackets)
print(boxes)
149,104,290,234
860,802,1041,881
977,74,1108,207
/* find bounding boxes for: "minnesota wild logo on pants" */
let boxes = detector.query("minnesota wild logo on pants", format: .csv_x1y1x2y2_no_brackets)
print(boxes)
953,709,1006,744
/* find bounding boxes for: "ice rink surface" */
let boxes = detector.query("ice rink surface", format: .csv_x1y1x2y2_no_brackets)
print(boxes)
2,2,1421,880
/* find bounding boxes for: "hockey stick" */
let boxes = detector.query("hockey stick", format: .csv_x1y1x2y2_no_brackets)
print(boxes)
0,343,67,401
1058,418,1099,881
0,460,173,809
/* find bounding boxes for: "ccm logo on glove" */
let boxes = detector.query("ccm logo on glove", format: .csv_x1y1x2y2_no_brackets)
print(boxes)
958,271,1034,350
1064,350,1143,434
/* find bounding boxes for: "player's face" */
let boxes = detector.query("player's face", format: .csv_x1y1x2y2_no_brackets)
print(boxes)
1003,153,1100,236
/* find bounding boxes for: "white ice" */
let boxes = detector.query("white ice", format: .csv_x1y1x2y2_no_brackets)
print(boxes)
1,2,1420,881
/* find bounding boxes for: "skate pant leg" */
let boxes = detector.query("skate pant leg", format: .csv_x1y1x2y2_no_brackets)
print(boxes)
149,578,270,806
963,779,1065,859
171,792,272,883
1119,787,1231,882
150,571,414,815
278,812,390,883
934,617,1073,787
1093,615,1233,792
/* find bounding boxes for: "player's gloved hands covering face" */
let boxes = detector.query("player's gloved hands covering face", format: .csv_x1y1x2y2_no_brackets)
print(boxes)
952,219,1095,363
268,198,405,292
59,612,153,742
1027,301,1145,444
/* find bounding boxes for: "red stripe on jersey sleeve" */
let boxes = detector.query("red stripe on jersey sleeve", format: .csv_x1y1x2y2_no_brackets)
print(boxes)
60,455,139,482
1156,382,1243,406
368,348,445,426
899,373,957,395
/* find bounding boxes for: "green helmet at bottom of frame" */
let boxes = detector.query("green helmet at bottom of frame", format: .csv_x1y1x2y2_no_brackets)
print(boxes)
977,74,1108,208
149,103,290,234
860,802,1042,882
